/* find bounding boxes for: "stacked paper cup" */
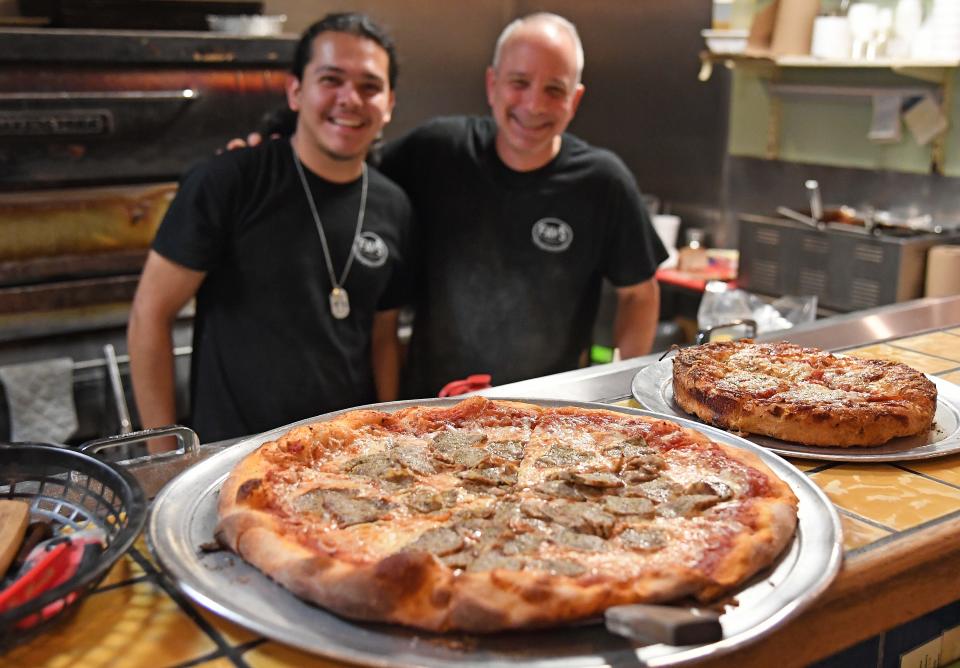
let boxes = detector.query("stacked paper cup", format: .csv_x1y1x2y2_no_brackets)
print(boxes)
931,0,960,59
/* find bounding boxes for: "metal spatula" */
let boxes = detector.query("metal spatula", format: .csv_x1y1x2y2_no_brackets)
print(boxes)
604,603,723,646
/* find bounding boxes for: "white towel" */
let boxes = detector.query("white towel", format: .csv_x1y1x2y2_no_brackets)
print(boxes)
0,357,78,444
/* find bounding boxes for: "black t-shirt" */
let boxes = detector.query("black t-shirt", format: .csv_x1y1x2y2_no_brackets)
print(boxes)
379,116,667,398
153,139,413,442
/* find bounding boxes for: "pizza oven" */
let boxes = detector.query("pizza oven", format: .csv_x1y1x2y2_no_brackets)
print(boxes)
0,26,294,442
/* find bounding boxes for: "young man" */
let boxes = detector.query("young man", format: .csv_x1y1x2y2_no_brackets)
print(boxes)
128,13,412,446
379,13,666,397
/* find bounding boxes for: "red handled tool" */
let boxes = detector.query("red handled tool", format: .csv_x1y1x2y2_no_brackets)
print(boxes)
0,530,105,629
439,374,492,397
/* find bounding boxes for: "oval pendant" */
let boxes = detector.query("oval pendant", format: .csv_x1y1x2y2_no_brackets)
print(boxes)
330,287,350,319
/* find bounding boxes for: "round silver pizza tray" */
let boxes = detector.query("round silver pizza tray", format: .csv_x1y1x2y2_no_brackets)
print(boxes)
148,398,842,668
632,359,960,462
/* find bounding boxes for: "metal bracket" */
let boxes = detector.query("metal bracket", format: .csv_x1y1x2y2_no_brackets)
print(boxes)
80,425,199,458
696,318,758,344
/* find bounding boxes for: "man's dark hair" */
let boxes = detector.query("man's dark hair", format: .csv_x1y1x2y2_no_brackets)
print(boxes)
292,13,398,90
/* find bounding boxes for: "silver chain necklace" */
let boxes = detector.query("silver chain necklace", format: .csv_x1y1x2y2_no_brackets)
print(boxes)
292,148,368,320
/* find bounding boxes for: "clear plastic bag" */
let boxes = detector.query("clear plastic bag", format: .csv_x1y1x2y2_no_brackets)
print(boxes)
697,281,753,330
697,282,817,337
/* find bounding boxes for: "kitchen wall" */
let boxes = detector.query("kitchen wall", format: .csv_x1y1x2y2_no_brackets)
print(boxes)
264,0,731,235
724,63,960,246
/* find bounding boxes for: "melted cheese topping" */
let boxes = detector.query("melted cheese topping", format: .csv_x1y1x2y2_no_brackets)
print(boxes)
776,384,861,405
252,401,793,596
715,371,784,395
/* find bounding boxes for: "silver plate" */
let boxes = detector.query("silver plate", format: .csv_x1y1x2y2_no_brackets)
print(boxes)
148,398,842,667
632,360,960,462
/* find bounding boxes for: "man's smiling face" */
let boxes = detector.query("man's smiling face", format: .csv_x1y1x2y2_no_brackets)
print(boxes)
287,30,395,165
486,24,584,172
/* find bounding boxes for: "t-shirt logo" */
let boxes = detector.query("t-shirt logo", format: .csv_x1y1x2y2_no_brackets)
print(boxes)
531,218,574,253
354,231,389,268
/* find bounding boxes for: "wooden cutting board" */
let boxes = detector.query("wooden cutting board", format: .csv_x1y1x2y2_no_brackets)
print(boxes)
0,500,30,577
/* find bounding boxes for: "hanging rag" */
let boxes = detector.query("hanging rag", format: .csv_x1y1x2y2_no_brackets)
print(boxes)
0,358,78,444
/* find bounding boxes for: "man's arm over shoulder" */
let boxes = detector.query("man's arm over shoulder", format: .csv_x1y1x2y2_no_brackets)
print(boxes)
128,251,205,452
378,116,470,189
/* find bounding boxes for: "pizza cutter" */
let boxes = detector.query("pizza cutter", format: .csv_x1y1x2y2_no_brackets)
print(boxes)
603,603,723,646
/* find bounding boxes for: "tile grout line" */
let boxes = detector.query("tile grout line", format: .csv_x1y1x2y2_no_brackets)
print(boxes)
883,342,960,366
891,464,960,492
836,507,898,535
847,508,960,558
93,573,152,594
802,462,839,475
126,545,252,667
167,646,239,668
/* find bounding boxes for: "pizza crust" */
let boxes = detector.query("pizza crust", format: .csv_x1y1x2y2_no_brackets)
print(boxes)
216,397,799,633
673,340,937,447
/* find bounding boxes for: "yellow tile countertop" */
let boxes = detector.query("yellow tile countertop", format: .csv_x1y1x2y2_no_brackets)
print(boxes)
4,329,960,668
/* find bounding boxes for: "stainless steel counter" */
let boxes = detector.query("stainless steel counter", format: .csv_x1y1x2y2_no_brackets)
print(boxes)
481,294,960,402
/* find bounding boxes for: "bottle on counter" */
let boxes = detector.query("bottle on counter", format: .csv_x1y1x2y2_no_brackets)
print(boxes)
678,228,709,273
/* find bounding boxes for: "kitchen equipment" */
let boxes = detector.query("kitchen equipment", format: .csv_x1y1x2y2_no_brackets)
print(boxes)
848,3,879,59
606,605,722,646
17,0,264,30
776,205,821,229
805,180,823,221
0,441,147,648
81,425,200,498
149,398,843,667
701,28,750,54
712,0,755,31
0,28,294,441
206,14,286,35
738,213,960,312
931,0,960,59
890,0,923,58
632,361,960,462
811,16,853,60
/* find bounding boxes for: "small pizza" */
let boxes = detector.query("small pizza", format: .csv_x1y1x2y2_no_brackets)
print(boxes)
673,340,937,447
216,397,798,633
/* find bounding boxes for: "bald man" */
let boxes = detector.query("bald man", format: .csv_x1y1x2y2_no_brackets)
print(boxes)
379,13,667,397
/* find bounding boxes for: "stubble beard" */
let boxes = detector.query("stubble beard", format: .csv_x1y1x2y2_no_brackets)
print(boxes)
293,124,369,171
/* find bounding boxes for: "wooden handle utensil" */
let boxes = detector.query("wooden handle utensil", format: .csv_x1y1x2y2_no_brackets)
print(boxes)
0,500,30,577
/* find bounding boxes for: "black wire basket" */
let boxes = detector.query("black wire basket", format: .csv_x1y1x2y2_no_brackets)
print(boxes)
0,444,147,649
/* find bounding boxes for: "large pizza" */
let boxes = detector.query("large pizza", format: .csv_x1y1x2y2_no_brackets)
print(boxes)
216,397,798,633
673,340,938,448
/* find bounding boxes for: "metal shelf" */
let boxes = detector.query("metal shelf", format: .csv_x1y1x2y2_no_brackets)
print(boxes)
699,51,959,83
699,50,956,173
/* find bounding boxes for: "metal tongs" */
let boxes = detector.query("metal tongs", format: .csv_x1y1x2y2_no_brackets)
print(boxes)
775,179,826,231
805,180,823,222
